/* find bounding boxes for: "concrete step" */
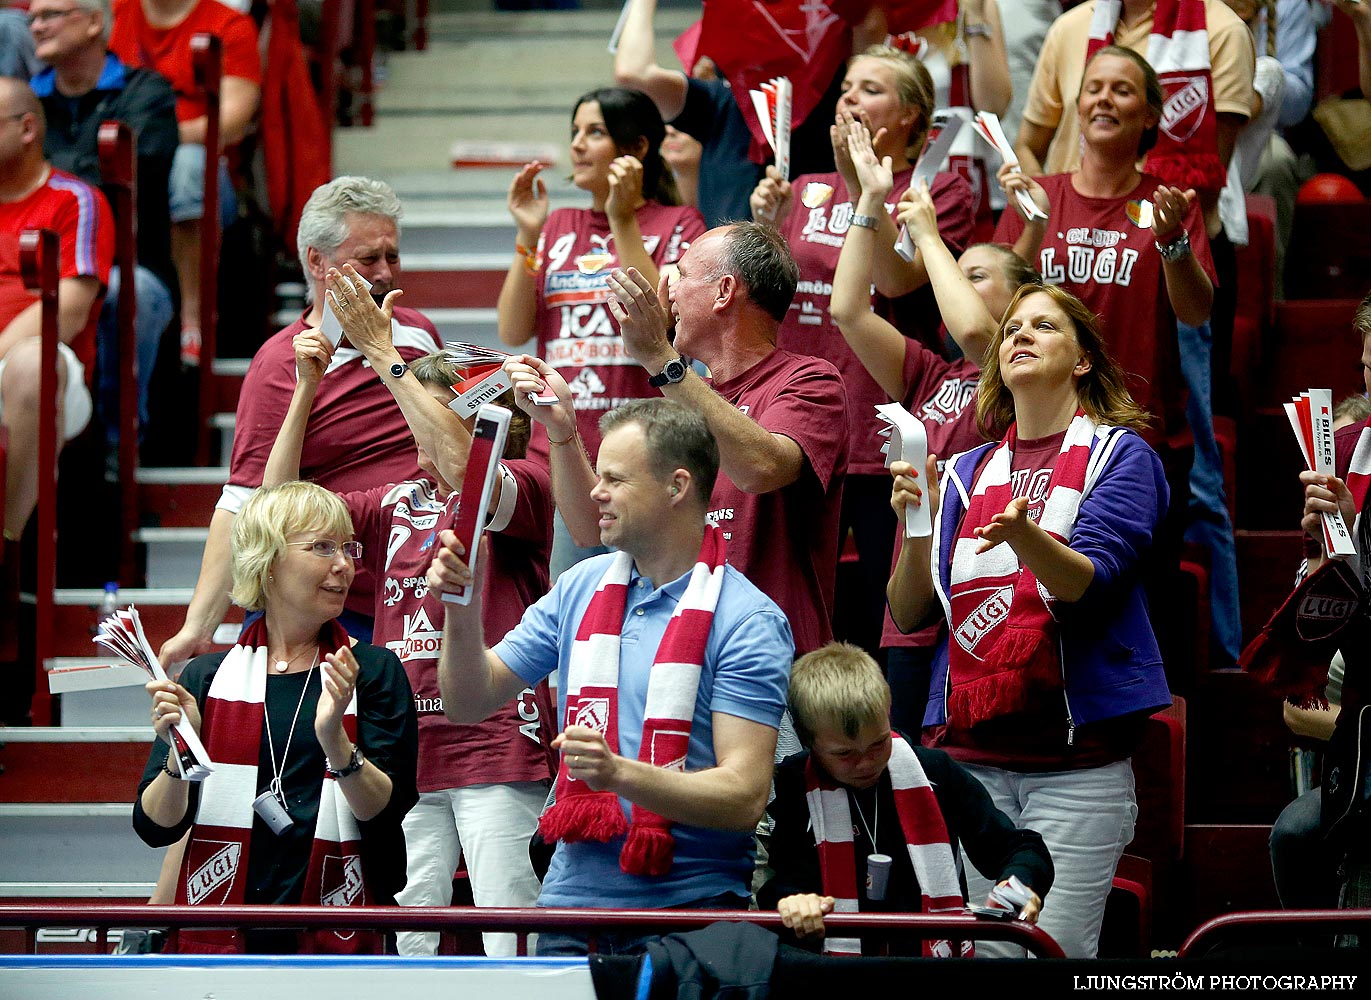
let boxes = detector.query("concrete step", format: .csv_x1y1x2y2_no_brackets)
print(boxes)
133,527,208,590
136,466,228,528
49,588,243,662
0,803,162,892
0,728,150,803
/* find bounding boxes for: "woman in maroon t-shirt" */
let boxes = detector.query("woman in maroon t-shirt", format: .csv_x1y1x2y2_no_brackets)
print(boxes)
885,284,1170,957
496,86,706,577
750,45,974,660
831,118,1037,732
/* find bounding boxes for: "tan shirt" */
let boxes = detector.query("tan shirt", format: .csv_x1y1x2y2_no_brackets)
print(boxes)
1022,0,1256,175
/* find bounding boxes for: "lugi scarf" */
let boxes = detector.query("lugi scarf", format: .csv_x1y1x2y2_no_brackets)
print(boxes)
173,618,379,954
1240,415,1371,704
538,526,727,876
804,733,971,957
1086,0,1226,193
946,413,1097,727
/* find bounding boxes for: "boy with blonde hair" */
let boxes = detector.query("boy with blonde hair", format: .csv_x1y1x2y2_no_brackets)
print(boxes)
758,643,1053,955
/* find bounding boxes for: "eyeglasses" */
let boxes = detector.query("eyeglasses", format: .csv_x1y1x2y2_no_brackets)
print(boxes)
291,539,363,560
27,7,87,25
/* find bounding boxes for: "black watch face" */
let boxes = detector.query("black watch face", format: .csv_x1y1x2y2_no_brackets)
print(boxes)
666,360,686,382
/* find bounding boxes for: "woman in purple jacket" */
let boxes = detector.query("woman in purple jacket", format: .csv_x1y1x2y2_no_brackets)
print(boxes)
885,282,1170,958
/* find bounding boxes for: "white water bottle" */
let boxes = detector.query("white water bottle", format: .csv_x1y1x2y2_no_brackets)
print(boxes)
100,581,119,618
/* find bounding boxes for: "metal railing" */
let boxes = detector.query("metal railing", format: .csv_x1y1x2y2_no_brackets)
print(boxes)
97,120,140,588
191,33,222,468
1178,909,1371,957
18,228,59,726
0,904,1065,959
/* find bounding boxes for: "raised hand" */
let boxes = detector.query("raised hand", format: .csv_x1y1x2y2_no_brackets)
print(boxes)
844,111,893,203
1151,185,1196,243
507,161,550,241
606,155,646,223
890,454,940,522
147,678,201,741
749,165,793,225
995,162,1050,223
606,267,675,369
316,643,360,737
292,327,335,387
326,264,403,359
973,496,1032,553
502,354,577,441
897,179,939,243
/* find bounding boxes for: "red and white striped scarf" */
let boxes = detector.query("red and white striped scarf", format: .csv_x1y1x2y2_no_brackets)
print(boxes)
804,734,971,957
1086,0,1226,193
1345,415,1371,538
174,618,378,954
947,413,1097,727
539,526,726,876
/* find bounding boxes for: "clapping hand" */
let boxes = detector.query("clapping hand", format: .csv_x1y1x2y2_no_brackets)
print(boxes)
508,161,550,241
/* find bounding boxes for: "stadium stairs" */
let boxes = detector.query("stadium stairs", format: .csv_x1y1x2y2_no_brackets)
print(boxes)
2,0,1366,955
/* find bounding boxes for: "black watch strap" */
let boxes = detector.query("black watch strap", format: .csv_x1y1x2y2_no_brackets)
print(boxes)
325,745,366,779
649,356,688,388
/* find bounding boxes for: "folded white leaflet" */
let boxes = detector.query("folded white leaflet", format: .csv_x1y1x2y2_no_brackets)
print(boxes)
973,111,1047,222
445,343,559,407
875,403,931,538
92,606,215,780
895,112,966,262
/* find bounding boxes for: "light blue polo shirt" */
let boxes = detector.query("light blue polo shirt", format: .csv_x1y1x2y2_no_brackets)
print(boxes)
493,552,794,909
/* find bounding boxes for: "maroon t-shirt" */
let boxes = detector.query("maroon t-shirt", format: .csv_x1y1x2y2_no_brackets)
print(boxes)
706,349,848,656
777,167,974,473
993,173,1215,448
534,202,707,460
926,429,1134,770
223,306,443,617
339,462,556,793
882,339,985,650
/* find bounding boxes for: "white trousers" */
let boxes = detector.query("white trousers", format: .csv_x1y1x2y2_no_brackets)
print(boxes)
395,781,547,957
960,759,1137,959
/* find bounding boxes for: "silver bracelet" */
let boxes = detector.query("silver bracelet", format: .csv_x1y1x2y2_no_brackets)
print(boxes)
1155,230,1192,263
850,213,881,231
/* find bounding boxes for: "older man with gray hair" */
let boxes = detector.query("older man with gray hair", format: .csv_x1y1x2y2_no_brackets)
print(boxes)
159,176,442,663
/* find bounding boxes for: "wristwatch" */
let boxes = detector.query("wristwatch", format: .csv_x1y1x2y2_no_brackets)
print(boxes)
325,745,366,779
1154,230,1192,263
649,356,689,388
850,213,880,231
386,361,407,380
963,22,992,40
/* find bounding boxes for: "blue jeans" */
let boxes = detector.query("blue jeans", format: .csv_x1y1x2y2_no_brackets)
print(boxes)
1270,787,1339,910
97,264,174,444
168,143,237,226
534,892,749,957
1178,320,1242,666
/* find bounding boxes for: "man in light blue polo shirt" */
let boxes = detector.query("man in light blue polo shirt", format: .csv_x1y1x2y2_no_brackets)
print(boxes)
427,398,793,955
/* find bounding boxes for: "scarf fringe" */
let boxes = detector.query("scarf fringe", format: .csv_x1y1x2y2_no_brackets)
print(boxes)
1144,152,1226,195
1240,631,1335,709
620,824,675,876
947,624,1055,727
539,791,628,844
